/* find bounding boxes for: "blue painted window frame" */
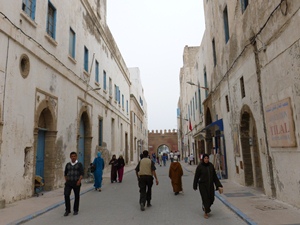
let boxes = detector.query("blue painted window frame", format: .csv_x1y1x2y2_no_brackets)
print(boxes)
103,71,107,90
84,46,89,72
241,0,248,13
69,28,76,58
212,38,217,67
223,6,230,43
98,118,103,146
22,0,36,20
114,85,118,101
47,1,56,39
95,60,99,83
204,68,208,98
198,88,202,113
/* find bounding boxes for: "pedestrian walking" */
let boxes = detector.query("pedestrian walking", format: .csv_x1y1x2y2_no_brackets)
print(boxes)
109,154,118,183
92,152,105,191
162,153,167,166
117,155,125,183
189,154,195,165
63,152,84,216
193,154,223,219
169,155,183,195
135,150,159,211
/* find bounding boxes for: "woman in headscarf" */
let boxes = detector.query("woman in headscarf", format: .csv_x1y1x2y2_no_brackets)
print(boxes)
109,154,118,183
117,155,125,182
193,154,223,219
92,152,105,192
169,155,183,195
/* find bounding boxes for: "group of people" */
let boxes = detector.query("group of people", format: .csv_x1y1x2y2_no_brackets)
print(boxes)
63,151,223,220
108,154,125,183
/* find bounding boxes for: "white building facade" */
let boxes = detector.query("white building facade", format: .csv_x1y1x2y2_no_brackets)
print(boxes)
0,0,145,204
129,68,148,163
178,0,300,207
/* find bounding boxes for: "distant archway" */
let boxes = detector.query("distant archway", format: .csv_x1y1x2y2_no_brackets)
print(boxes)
148,129,178,157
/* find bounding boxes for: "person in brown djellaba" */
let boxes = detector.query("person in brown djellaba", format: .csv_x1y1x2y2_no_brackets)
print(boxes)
169,155,183,195
193,153,223,219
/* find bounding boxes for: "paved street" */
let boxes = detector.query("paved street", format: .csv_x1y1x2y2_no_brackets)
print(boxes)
22,162,246,225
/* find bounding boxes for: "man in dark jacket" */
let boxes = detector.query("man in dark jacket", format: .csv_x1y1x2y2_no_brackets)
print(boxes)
64,152,84,216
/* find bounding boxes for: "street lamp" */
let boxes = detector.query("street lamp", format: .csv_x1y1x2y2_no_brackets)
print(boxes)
187,81,209,90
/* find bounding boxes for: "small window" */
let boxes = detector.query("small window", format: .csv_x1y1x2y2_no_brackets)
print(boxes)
109,77,112,96
240,76,246,98
126,100,129,114
84,46,89,72
69,28,76,58
98,118,103,146
22,0,36,20
198,89,202,113
114,85,118,101
122,94,124,109
223,6,230,43
95,60,99,83
204,67,208,98
212,38,217,67
47,1,56,39
103,71,107,90
225,95,230,112
241,0,248,13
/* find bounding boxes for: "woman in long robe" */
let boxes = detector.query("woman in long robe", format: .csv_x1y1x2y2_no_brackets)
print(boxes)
193,154,223,219
92,152,105,192
109,154,118,183
117,155,125,182
169,156,183,195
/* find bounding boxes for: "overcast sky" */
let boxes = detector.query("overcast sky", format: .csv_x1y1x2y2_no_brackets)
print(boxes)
107,0,205,131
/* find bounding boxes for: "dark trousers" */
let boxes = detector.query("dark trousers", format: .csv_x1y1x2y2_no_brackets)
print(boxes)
64,181,81,212
138,175,153,205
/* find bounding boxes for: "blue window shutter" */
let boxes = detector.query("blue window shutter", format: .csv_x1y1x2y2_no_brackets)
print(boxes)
84,47,89,71
31,0,36,20
95,61,99,82
103,71,107,90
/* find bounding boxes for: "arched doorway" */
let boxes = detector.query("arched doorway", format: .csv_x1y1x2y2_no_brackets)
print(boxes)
34,102,57,191
240,106,264,190
77,110,92,175
78,117,85,165
157,144,170,156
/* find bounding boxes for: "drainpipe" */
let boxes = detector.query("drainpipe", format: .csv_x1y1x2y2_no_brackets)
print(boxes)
252,39,276,198
1,37,9,124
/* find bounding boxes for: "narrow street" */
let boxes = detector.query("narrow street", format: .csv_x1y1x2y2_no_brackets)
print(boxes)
23,162,246,225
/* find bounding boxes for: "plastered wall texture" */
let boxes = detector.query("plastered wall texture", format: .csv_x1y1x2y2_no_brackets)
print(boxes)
179,0,300,208
0,0,146,205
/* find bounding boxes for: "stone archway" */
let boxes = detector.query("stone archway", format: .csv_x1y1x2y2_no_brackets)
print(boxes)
240,105,264,190
77,107,92,176
148,129,178,156
34,99,57,191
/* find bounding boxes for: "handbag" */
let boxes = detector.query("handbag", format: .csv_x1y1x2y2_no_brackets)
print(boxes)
90,164,96,172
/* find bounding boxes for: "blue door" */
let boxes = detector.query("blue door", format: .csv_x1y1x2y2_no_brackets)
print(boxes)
78,118,85,166
36,129,46,178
